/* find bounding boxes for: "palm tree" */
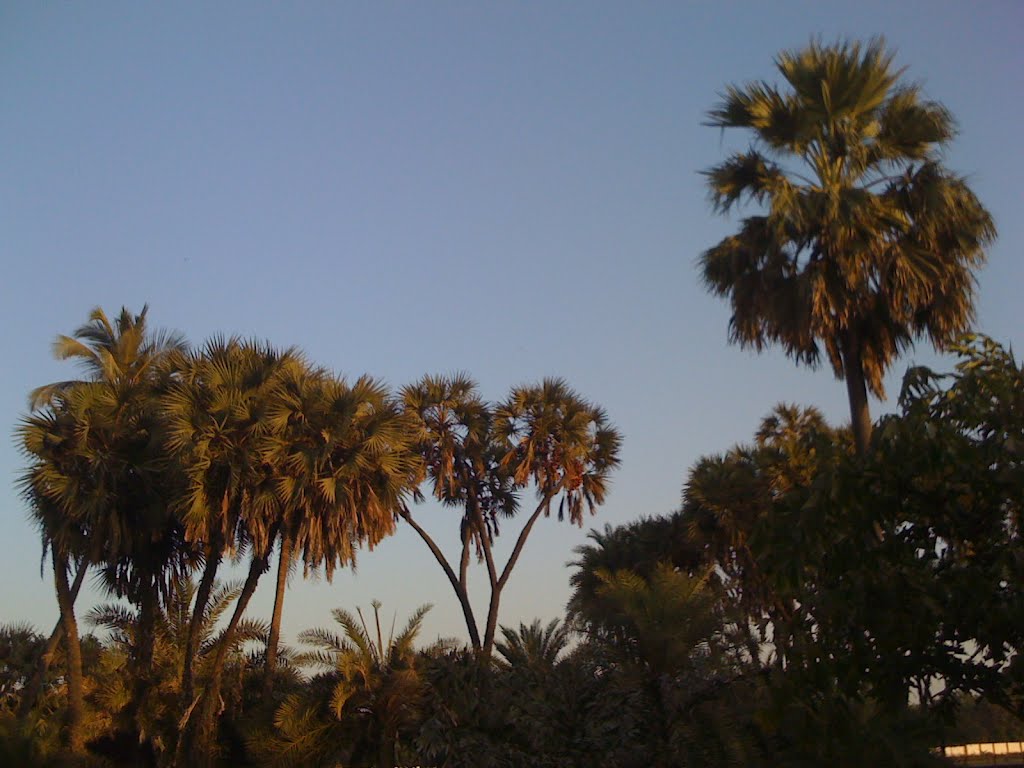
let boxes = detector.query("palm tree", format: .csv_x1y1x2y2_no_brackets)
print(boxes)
255,602,431,768
700,39,995,453
399,375,517,652
485,378,621,654
168,340,306,765
17,403,91,754
29,305,187,410
495,619,570,670
14,559,88,719
592,564,750,768
18,305,187,752
400,376,621,658
567,516,703,653
680,405,848,662
258,368,417,697
86,577,268,761
162,337,299,731
0,623,45,713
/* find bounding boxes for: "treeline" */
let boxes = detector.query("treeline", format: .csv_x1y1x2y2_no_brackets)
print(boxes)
3,37,1023,768
5,331,1023,767
7,305,618,767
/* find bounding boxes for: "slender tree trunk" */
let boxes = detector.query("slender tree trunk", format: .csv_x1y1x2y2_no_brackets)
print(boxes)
377,729,396,768
263,530,292,697
481,494,554,656
841,334,872,455
127,570,160,742
188,548,271,767
18,557,87,719
180,548,220,709
458,522,471,594
399,506,481,650
472,503,501,659
53,550,85,754
174,548,220,768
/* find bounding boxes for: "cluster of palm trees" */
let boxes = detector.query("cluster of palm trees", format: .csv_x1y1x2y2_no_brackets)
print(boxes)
17,307,620,764
6,36,1007,767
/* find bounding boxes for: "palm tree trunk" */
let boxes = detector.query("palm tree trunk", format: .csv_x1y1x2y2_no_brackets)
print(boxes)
377,728,397,768
127,570,160,739
53,549,85,754
18,557,87,719
180,549,220,709
189,547,271,766
481,494,554,656
174,549,220,767
399,506,481,650
841,334,872,454
262,530,293,697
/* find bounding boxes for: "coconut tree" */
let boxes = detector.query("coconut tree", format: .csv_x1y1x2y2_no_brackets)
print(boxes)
700,39,995,453
29,306,187,411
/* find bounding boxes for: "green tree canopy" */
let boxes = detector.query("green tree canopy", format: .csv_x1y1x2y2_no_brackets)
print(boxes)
701,39,995,452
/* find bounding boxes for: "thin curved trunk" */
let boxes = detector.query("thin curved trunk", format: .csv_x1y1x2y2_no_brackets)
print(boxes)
53,549,85,754
18,557,87,718
481,491,557,657
471,495,502,658
173,548,220,768
841,334,872,455
188,547,271,767
263,530,293,697
458,522,471,594
179,548,220,710
399,506,481,650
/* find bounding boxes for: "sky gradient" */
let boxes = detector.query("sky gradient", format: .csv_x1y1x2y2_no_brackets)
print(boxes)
2,1,1022,645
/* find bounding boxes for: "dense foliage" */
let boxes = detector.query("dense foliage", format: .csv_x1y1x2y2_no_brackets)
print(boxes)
5,38,1019,767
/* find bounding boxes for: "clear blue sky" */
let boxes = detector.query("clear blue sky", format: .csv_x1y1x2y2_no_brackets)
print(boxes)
2,2,1021,645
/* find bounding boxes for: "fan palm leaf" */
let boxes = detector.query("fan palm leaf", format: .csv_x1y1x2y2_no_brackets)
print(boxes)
701,39,995,453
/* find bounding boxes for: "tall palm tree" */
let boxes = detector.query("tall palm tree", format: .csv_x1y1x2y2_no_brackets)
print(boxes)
18,305,187,752
700,39,995,453
162,337,299,730
400,376,620,658
258,368,417,697
485,378,621,654
18,399,92,754
168,340,306,766
399,375,518,652
14,554,88,719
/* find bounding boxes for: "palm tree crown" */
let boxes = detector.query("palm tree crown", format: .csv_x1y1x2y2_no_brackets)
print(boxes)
701,39,995,451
